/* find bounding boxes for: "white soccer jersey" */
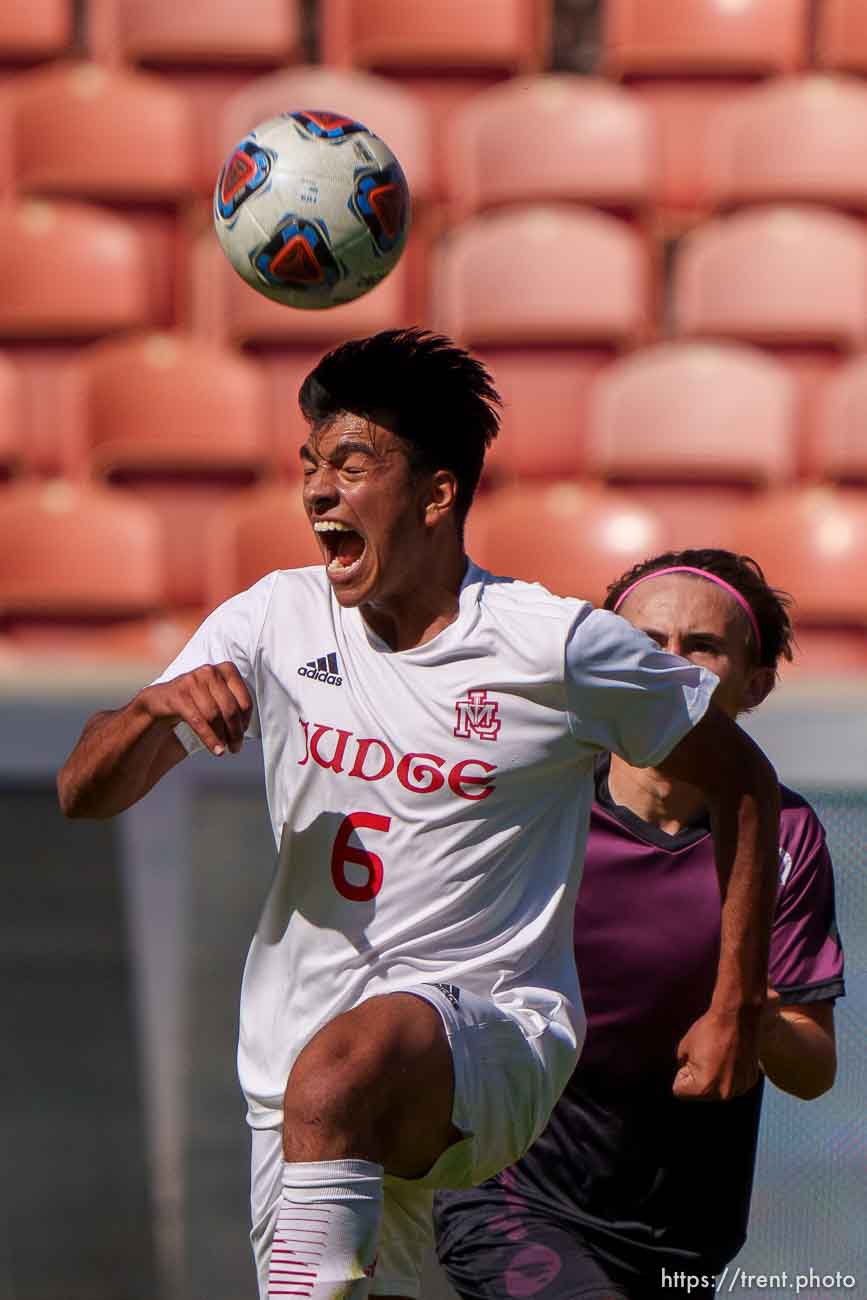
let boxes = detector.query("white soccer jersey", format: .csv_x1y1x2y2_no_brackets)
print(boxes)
152,562,715,1130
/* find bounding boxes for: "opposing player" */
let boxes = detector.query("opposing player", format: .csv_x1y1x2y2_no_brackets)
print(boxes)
58,333,781,1300
435,550,844,1300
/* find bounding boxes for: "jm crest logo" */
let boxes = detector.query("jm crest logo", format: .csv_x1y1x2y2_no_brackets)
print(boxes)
454,689,501,742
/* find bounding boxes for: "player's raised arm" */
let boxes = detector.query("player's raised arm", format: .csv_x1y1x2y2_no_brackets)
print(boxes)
57,661,253,819
58,574,273,820
655,703,780,1100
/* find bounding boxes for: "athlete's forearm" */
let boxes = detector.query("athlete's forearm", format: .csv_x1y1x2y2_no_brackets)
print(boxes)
57,697,179,820
661,709,780,1014
706,755,780,1015
760,1003,837,1100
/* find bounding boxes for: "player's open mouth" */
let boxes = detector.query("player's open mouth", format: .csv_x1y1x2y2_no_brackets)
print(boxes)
313,520,367,579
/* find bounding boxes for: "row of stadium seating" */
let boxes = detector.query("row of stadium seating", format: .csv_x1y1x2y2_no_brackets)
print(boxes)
4,330,867,486
7,161,867,340
7,1,867,212
5,199,867,474
7,0,867,85
10,56,867,218
1,478,865,675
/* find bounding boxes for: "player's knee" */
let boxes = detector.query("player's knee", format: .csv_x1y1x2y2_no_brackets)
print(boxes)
282,1022,389,1156
281,995,452,1162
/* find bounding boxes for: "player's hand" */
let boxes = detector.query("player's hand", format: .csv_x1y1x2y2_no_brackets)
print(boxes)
136,662,253,757
673,1005,763,1101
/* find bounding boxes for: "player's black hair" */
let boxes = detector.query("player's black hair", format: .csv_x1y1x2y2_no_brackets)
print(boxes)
604,548,795,674
298,328,501,525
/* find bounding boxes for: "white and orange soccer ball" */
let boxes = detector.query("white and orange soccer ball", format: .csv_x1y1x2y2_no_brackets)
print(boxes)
213,109,411,310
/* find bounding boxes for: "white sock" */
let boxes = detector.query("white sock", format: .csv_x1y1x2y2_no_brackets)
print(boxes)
267,1158,384,1300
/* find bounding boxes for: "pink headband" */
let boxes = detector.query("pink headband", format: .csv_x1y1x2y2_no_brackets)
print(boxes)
612,566,762,656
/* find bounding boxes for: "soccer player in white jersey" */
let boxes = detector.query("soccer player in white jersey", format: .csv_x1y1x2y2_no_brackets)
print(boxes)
58,331,781,1300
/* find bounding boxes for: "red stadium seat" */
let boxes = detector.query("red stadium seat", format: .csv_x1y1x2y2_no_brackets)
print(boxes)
434,207,650,346
93,0,300,67
586,342,797,550
4,62,198,326
707,75,867,215
735,487,867,620
0,478,165,623
80,333,272,475
0,200,150,339
672,206,867,346
816,0,867,76
734,487,867,674
91,0,302,193
7,62,195,201
445,75,656,224
0,479,199,660
0,478,165,614
321,0,549,72
320,0,550,195
813,357,867,483
466,482,669,604
0,0,73,66
587,342,796,486
432,206,651,481
602,0,810,223
206,483,320,608
79,333,274,609
602,0,807,76
672,206,867,454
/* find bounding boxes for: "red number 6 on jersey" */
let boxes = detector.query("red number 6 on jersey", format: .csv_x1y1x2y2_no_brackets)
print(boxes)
331,811,391,901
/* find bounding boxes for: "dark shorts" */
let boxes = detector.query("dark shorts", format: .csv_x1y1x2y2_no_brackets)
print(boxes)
434,1190,718,1300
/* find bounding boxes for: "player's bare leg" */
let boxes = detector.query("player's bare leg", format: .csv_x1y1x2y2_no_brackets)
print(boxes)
283,992,459,1171
267,993,460,1299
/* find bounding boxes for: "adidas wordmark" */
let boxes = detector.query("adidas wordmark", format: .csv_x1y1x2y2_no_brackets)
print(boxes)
297,651,343,687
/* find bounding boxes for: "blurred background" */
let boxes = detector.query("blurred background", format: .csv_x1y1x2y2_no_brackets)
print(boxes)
0,0,864,1297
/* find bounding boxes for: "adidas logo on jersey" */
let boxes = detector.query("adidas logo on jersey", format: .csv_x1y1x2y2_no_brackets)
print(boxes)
297,651,342,687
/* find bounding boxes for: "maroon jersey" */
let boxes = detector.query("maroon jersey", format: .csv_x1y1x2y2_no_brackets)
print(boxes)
435,757,845,1282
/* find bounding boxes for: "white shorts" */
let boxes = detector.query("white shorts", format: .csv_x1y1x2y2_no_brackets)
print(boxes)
249,982,549,1298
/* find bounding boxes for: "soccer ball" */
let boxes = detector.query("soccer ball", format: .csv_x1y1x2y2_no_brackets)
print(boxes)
213,109,411,310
